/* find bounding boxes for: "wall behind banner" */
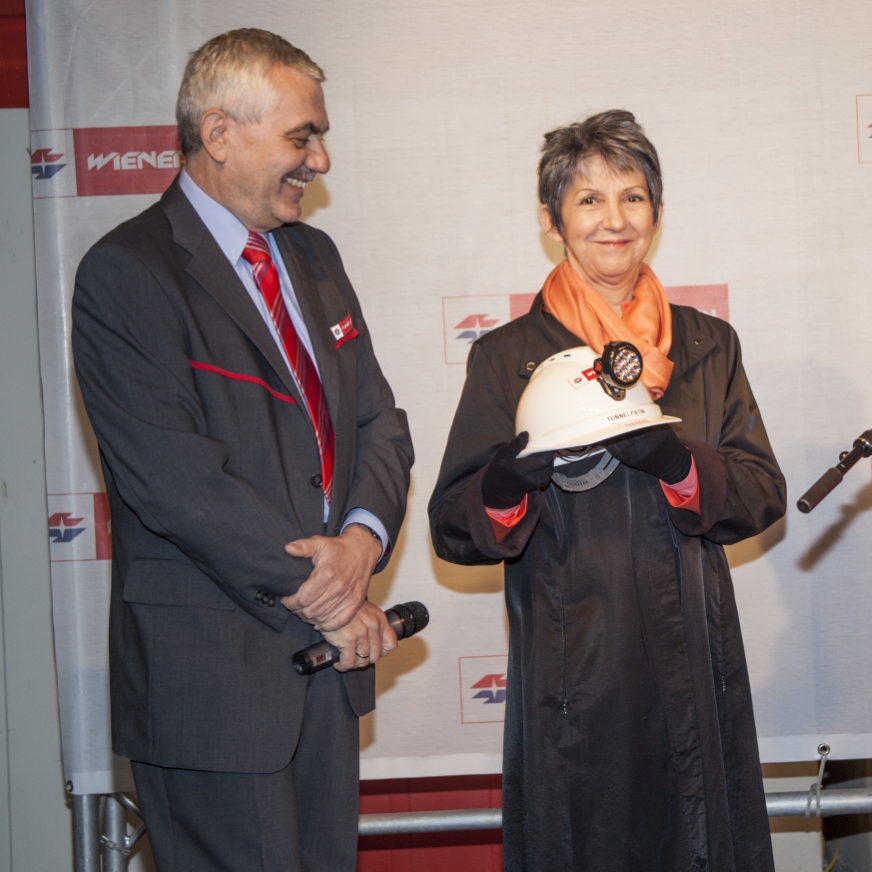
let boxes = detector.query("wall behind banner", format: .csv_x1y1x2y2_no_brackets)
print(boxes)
25,0,872,798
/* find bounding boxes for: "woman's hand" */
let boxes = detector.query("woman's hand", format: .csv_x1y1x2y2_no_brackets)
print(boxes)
606,426,691,484
481,432,556,509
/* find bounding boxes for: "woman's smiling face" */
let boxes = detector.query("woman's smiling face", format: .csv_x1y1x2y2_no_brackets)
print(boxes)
542,154,660,293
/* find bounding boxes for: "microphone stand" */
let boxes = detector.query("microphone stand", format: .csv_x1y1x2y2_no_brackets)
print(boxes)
797,429,872,513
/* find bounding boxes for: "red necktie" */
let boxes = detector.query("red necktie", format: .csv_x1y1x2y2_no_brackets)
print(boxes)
241,232,334,505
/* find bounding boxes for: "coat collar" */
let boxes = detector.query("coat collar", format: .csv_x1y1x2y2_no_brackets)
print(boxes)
516,292,716,384
667,310,717,382
515,293,583,378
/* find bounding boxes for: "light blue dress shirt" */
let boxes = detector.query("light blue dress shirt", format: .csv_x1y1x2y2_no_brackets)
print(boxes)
178,170,387,554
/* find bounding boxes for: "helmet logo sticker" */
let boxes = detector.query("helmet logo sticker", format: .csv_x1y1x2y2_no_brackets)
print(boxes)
568,368,599,389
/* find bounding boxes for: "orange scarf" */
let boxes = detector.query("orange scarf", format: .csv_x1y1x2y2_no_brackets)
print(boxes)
541,259,673,398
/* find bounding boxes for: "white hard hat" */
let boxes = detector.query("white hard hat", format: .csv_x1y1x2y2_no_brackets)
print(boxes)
516,344,681,457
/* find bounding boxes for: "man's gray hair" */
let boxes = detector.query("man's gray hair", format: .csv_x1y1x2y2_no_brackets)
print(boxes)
176,28,325,158
538,110,663,233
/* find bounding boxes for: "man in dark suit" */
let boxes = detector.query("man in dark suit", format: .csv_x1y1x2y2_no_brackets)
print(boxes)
72,28,414,872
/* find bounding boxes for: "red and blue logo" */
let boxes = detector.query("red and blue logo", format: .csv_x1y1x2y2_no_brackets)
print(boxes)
454,314,500,345
470,673,507,704
48,511,85,544
31,126,182,199
459,655,508,723
443,295,536,364
31,148,67,180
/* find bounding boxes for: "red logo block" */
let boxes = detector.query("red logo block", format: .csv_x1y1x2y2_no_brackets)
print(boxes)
47,492,111,562
665,284,729,322
73,126,182,196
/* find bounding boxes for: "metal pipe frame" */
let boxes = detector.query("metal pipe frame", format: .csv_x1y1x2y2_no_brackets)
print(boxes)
72,787,872,867
766,788,872,818
72,794,101,871
101,795,128,872
358,788,872,836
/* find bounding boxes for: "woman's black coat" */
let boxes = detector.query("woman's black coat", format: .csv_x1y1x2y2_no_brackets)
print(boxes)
429,295,786,872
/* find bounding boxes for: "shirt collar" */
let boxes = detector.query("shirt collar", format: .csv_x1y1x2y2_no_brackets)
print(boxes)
178,168,254,266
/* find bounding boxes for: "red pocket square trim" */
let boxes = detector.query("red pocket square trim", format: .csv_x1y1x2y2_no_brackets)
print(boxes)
331,314,359,348
334,328,359,349
189,361,296,405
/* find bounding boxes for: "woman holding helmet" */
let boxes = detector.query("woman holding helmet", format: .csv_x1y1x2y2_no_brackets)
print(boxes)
429,110,785,871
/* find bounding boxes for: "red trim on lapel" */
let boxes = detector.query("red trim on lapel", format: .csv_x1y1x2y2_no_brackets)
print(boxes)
189,361,297,405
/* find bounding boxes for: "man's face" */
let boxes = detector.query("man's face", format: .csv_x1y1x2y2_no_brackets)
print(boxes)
217,65,330,232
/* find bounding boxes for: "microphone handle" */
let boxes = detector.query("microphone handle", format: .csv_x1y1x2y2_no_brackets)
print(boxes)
797,430,872,514
797,467,843,514
292,608,403,675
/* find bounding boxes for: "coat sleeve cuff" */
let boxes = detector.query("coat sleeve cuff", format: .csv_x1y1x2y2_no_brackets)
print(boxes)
465,467,541,559
341,508,389,561
660,457,700,514
665,439,726,536
485,494,529,543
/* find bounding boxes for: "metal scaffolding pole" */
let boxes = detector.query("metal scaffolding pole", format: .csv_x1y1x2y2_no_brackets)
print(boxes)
767,788,872,818
71,786,872,867
360,807,503,836
102,795,129,872
357,788,872,836
72,794,101,872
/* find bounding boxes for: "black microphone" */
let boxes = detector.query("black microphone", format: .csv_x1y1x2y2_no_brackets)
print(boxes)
797,429,872,513
292,601,430,675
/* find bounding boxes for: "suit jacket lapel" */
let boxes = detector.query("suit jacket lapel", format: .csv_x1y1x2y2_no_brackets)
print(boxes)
162,180,305,407
273,231,342,423
163,180,348,524
274,230,349,526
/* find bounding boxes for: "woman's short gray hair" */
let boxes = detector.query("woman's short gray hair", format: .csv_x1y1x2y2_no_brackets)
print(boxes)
176,28,325,158
538,110,663,233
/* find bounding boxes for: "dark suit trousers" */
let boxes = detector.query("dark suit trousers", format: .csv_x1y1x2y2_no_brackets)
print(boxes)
131,664,360,872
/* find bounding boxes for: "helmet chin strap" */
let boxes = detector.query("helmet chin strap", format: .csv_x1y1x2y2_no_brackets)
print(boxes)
551,448,620,492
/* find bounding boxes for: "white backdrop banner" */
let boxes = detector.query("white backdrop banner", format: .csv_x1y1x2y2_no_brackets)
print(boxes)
26,0,872,793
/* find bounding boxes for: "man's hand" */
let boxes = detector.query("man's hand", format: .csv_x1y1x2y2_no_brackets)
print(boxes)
321,601,398,672
281,524,382,631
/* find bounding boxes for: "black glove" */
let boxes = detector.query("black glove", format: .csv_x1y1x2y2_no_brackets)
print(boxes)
481,432,556,509
606,425,692,484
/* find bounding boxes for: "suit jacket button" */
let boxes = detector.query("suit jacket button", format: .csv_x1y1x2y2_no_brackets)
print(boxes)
268,597,276,608
311,474,323,488
255,590,264,602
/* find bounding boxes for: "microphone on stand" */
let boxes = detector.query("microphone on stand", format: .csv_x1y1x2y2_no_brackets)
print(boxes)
292,601,430,675
797,429,872,513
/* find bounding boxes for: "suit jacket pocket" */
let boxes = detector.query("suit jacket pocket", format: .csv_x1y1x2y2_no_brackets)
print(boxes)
122,559,236,610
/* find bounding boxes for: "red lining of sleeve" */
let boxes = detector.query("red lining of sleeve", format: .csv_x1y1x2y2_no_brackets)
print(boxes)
660,457,701,514
485,494,529,544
